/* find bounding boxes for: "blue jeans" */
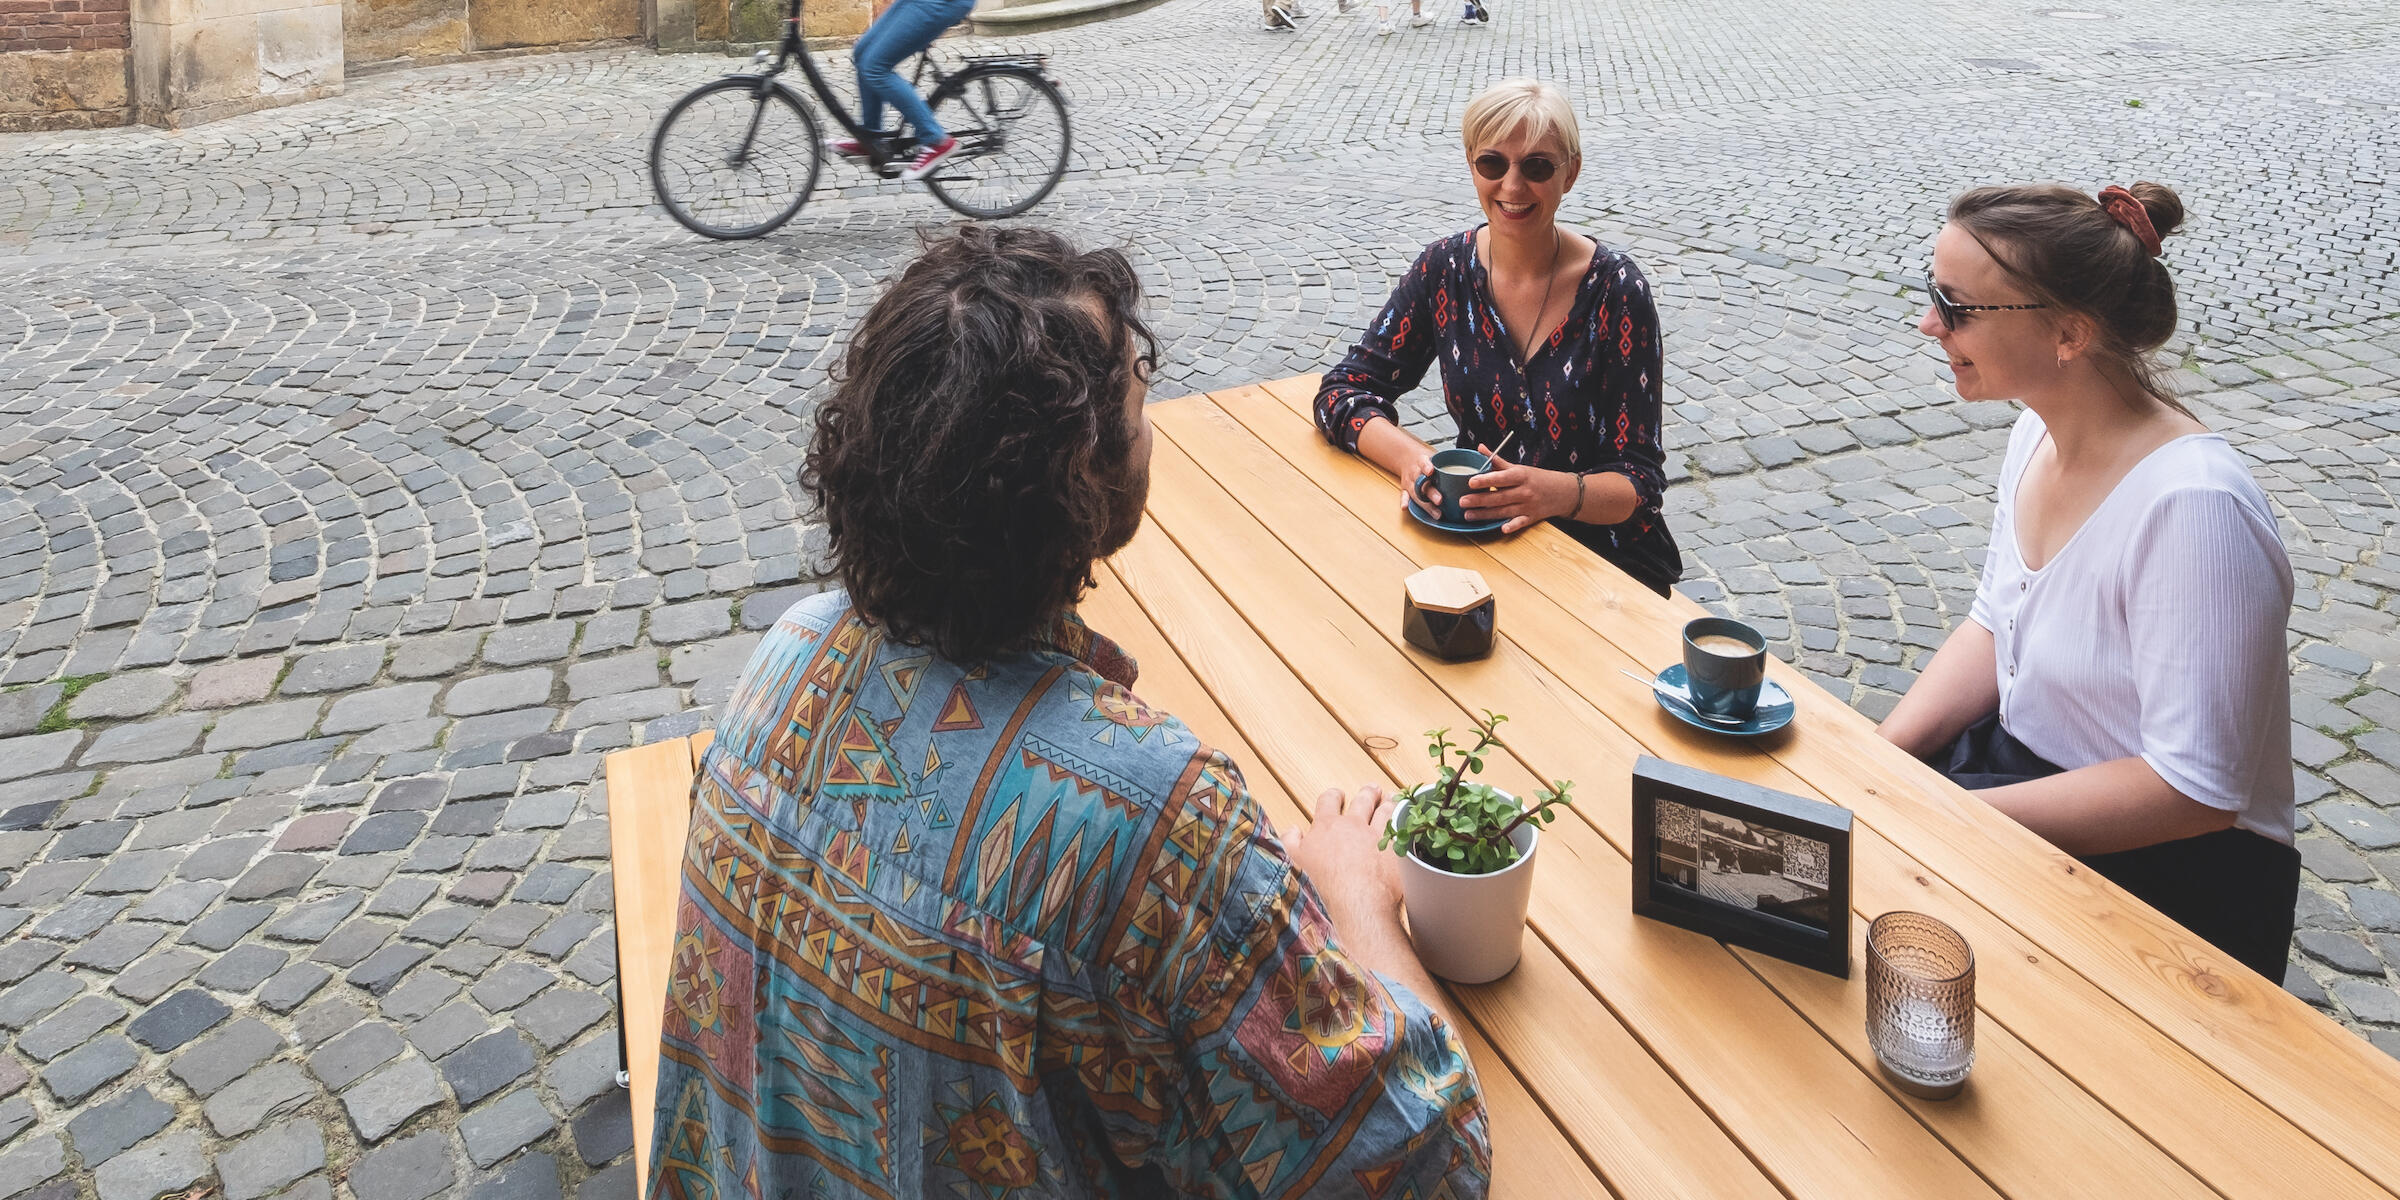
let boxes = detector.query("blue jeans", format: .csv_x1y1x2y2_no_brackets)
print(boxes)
853,0,975,144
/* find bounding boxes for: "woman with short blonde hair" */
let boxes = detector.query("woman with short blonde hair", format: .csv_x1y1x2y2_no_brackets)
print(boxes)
1316,78,1682,595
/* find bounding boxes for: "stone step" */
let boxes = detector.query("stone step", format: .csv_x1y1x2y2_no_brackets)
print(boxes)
969,0,1167,35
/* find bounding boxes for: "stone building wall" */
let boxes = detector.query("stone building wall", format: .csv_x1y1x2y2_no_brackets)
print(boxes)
676,0,874,51
1,0,880,132
344,0,642,73
0,0,133,130
131,0,344,127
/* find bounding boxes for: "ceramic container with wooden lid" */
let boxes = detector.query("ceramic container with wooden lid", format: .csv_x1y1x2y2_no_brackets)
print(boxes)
1402,566,1497,661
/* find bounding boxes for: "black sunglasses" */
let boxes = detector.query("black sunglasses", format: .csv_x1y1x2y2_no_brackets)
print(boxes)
1924,273,2046,331
1473,152,1561,183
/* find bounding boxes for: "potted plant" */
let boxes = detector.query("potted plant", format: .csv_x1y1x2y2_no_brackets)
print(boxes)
1379,711,1574,983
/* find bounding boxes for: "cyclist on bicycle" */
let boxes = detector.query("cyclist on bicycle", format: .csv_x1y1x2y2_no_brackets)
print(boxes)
828,0,975,181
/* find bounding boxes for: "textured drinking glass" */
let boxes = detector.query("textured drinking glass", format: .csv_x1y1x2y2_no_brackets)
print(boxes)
1866,911,1975,1099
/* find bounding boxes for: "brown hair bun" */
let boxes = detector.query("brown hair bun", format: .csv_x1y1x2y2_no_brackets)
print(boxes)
1947,182,2191,413
2126,180,2186,240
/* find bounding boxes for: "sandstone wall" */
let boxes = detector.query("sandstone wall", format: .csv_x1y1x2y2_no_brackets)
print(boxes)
0,0,133,129
131,0,343,126
677,0,872,50
346,0,643,71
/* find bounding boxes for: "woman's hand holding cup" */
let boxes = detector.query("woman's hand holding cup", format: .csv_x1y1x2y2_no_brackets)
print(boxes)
1460,443,1579,534
1398,445,1441,515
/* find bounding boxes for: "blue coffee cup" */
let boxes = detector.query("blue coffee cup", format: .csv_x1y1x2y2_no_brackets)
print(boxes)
1681,617,1767,720
1422,447,1495,525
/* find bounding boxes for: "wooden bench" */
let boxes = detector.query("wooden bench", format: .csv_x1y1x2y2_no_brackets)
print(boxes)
604,730,710,1197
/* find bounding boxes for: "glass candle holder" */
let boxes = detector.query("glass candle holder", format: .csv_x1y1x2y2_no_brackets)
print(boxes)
1865,910,1975,1099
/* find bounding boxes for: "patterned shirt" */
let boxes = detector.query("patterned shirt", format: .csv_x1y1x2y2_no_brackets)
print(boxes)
1316,228,1682,595
651,590,1491,1200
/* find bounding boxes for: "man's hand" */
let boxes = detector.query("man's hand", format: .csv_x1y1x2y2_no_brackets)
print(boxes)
1287,784,1464,1032
1288,784,1405,923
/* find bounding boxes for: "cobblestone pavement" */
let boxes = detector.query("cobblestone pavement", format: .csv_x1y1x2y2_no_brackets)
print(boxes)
2,0,2398,1192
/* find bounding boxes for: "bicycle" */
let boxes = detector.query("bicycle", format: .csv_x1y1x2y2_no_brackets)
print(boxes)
648,0,1072,238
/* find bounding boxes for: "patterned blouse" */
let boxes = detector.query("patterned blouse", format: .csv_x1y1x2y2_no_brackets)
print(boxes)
1316,229,1683,595
651,590,1491,1200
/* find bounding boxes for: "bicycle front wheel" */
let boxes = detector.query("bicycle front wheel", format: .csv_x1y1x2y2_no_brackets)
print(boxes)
650,77,824,239
921,68,1071,220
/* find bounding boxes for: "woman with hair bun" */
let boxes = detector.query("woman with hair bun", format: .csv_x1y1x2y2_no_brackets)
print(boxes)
1877,181,2300,979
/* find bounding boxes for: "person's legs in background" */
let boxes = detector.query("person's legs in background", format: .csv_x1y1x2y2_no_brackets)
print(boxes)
854,0,975,153
834,15,899,156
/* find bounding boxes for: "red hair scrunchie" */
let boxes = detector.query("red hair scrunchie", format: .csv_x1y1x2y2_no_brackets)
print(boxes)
2097,185,2163,257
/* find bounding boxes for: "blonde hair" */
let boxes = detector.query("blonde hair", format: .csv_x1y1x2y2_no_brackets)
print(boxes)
1460,79,1581,161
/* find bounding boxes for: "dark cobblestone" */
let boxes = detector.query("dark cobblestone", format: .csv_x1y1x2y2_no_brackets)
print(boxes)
62,1085,171,1166
169,1017,288,1097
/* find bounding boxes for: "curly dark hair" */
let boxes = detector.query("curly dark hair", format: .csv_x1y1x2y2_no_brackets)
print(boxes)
802,225,1159,663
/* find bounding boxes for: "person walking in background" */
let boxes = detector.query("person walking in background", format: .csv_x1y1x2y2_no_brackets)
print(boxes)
1374,0,1431,34
1877,181,2300,980
1265,0,1354,32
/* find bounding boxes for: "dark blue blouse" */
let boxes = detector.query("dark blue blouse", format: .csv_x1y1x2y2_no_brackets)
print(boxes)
1315,229,1682,594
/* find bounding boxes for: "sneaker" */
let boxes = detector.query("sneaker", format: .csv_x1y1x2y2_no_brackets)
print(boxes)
827,136,872,158
1265,3,1296,26
1468,1,1488,21
1376,17,1394,32
1407,9,1432,24
899,135,959,182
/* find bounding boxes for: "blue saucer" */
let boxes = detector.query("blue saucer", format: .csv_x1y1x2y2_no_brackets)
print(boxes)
1654,663,1795,737
1406,496,1507,536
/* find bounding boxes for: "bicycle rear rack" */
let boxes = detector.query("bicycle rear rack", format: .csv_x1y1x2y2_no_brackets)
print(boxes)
961,52,1050,71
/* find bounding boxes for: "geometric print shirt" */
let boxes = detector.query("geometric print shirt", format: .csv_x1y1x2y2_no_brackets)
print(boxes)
1315,228,1683,595
649,589,1492,1200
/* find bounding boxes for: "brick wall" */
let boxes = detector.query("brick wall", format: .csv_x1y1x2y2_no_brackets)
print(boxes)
0,0,131,53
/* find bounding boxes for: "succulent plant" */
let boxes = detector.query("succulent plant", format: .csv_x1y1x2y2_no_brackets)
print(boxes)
1379,710,1573,875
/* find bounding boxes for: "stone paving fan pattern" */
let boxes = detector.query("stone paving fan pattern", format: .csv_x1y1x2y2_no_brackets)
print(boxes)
1,0,2398,1194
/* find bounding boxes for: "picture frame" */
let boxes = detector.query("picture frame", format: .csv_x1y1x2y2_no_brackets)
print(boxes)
1631,755,1854,978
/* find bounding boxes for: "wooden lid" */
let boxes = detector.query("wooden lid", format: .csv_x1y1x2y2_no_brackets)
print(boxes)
1405,566,1492,614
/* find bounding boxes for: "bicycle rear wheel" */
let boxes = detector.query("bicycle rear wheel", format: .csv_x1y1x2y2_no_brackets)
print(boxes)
650,77,824,239
921,68,1071,220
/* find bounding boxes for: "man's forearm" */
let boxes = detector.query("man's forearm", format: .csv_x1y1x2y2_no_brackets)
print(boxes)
1329,901,1464,1034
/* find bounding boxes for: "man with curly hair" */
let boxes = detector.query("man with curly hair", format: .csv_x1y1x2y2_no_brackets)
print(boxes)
649,225,1491,1200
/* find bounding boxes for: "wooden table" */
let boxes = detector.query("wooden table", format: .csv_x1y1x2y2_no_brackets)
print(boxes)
611,375,2400,1198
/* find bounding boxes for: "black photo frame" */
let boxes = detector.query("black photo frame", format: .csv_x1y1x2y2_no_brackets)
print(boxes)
1631,755,1853,978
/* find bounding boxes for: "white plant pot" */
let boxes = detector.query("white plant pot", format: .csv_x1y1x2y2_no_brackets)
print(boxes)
1390,789,1539,984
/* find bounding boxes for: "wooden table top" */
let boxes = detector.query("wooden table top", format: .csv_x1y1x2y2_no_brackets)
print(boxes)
611,374,2400,1199
1095,377,2400,1199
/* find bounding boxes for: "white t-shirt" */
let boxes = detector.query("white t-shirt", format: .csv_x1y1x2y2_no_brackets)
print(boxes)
1971,408,2296,845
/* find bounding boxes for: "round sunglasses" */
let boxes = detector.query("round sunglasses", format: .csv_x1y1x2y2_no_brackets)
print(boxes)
1472,152,1561,183
1924,272,2046,331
